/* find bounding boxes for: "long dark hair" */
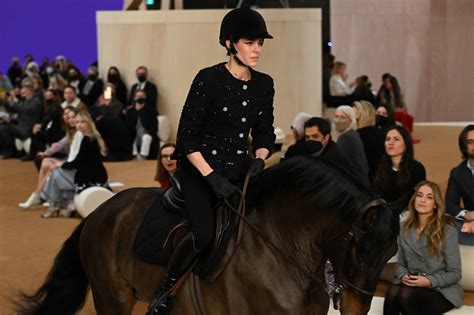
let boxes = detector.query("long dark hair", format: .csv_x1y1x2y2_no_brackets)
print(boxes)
155,143,176,183
387,76,403,108
374,125,414,190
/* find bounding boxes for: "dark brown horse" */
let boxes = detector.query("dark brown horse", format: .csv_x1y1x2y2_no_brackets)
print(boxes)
16,156,400,315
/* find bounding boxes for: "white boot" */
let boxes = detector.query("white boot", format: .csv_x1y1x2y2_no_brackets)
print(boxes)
19,192,41,208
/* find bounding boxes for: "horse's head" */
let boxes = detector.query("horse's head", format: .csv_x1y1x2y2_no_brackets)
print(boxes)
337,201,400,315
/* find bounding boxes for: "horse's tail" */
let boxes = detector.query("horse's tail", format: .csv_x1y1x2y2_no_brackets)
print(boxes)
14,219,89,315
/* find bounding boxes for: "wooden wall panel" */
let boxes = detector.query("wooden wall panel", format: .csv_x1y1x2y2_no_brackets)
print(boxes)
97,9,322,139
331,0,474,122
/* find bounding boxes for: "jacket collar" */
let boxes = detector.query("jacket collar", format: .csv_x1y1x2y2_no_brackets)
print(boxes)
405,227,427,257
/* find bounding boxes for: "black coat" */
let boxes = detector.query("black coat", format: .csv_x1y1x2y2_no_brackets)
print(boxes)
62,136,108,185
445,161,474,216
80,79,104,108
126,104,159,159
129,81,158,113
174,63,275,180
357,126,385,181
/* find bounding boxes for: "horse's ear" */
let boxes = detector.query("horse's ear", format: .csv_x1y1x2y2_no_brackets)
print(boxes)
361,206,379,230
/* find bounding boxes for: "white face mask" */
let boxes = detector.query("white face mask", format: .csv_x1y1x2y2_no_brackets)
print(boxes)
333,117,351,132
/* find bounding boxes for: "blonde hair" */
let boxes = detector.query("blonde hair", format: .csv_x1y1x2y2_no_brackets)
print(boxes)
404,181,452,257
76,111,107,156
353,101,376,128
332,61,346,75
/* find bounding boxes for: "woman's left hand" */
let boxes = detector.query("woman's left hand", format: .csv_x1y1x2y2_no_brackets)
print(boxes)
403,275,432,287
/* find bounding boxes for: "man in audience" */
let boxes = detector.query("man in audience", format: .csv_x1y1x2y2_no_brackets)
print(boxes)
128,66,158,112
7,57,23,87
61,86,87,111
0,82,43,158
446,124,474,244
80,66,104,108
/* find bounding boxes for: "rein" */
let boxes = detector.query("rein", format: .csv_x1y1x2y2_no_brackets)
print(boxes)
332,198,386,308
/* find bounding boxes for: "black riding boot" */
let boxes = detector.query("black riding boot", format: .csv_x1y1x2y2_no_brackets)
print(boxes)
146,232,201,315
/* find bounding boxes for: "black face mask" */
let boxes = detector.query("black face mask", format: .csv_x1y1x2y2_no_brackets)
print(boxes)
69,75,78,81
45,99,55,105
108,74,118,83
88,74,97,81
136,98,146,105
137,75,147,83
376,115,389,126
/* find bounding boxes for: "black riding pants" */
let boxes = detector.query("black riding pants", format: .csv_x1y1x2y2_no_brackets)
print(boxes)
383,284,454,315
174,168,216,251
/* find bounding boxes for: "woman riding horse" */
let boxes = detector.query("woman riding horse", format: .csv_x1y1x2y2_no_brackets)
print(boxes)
148,7,276,315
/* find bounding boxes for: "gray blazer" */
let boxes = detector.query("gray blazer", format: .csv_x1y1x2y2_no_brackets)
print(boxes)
396,224,463,308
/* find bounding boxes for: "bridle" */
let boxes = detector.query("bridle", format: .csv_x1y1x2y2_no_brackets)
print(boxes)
332,198,387,303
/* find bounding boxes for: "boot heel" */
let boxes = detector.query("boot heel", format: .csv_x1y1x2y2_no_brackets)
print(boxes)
41,206,60,218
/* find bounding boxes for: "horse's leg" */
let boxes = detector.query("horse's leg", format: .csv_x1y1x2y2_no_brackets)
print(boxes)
90,279,136,315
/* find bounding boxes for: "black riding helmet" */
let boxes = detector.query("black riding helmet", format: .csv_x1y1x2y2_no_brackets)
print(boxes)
219,7,273,47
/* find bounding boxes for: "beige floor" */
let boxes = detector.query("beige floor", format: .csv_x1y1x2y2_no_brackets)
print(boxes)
0,125,471,314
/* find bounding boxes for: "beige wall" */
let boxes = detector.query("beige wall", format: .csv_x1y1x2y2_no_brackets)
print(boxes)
331,0,474,122
97,9,322,139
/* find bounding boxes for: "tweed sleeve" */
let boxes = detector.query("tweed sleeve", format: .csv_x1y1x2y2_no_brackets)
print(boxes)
175,70,214,156
426,225,462,288
251,77,275,154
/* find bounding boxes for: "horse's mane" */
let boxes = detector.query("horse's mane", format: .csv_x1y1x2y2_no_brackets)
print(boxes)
250,155,376,223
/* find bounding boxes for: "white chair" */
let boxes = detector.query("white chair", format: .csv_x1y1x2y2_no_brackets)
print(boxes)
459,244,474,292
14,138,31,154
157,115,171,147
74,186,114,218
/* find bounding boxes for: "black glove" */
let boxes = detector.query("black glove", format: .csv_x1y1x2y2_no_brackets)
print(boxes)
248,158,265,175
205,172,238,199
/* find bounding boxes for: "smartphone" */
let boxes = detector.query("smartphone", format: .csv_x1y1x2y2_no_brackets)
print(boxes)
104,86,112,100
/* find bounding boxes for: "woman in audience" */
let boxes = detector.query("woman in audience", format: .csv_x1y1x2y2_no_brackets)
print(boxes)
40,111,108,218
126,89,159,160
19,106,78,208
329,62,355,97
67,66,85,95
383,180,462,315
107,66,127,106
61,85,87,111
154,143,177,189
353,101,384,181
375,104,396,129
351,75,376,104
332,105,370,186
48,73,68,92
373,125,426,211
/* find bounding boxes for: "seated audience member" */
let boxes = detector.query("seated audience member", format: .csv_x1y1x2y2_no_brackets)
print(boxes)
61,85,87,111
80,66,104,108
332,105,369,184
48,73,68,92
93,84,132,161
67,67,85,95
384,181,462,315
351,75,376,104
373,125,426,212
107,66,128,106
0,83,43,158
328,61,355,108
128,66,158,112
0,70,13,91
7,57,23,87
446,124,474,244
353,101,384,181
154,143,177,189
376,73,392,105
282,117,324,161
40,111,108,218
264,127,285,168
126,89,159,160
26,89,65,160
375,103,396,130
19,107,78,208
280,112,311,160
